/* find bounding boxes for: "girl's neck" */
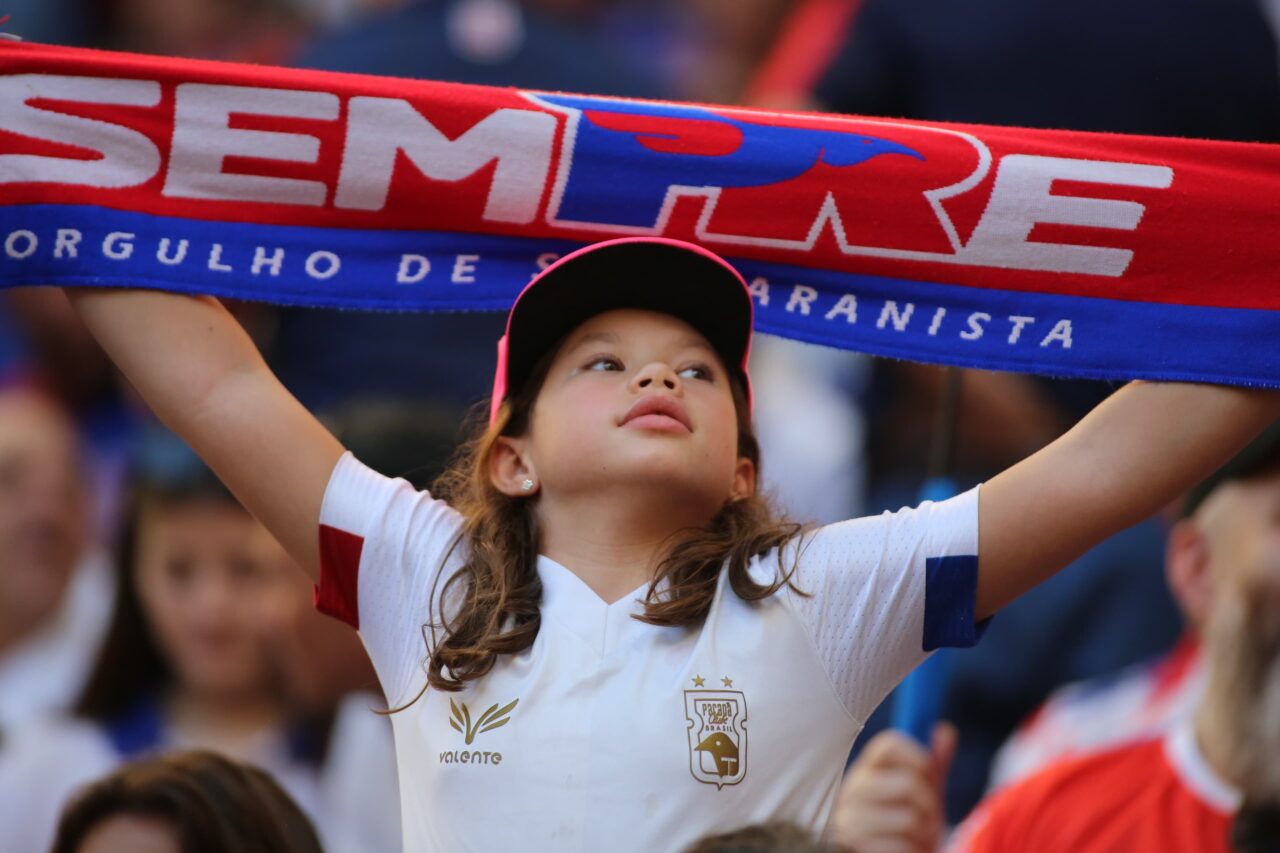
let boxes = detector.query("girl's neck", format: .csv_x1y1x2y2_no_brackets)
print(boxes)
537,490,715,604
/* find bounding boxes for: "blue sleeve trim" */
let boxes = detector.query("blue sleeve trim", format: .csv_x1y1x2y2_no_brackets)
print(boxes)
922,554,989,651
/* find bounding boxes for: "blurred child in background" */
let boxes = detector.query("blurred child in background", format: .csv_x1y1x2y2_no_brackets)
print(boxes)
51,750,324,853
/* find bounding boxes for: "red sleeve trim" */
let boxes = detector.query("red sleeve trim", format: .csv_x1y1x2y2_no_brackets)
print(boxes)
314,523,364,630
745,0,863,104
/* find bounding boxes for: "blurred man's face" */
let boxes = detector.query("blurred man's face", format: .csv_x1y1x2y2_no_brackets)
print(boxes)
0,389,88,648
1198,470,1280,800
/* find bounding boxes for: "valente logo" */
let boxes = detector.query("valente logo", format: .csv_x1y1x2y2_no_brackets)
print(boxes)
439,698,518,766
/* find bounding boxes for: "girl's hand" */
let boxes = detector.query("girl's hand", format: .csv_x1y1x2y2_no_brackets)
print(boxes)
829,723,956,853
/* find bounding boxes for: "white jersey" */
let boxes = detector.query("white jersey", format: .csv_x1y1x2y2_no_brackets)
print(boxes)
316,453,982,853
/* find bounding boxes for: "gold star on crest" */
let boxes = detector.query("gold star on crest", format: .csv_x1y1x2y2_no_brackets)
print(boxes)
721,676,733,688
691,675,705,687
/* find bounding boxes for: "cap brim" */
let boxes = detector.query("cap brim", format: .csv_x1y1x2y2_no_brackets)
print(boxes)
495,239,753,422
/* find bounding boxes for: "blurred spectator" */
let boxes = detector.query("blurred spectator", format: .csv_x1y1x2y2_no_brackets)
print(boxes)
946,434,1280,852
0,436,330,851
0,385,112,730
74,440,320,781
50,750,323,853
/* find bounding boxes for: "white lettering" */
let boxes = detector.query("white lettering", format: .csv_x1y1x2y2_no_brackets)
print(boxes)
1040,319,1074,349
157,238,189,266
398,254,431,284
452,254,480,284
534,253,559,274
785,285,817,315
1007,315,1036,344
962,154,1174,276
208,243,233,272
748,276,770,307
927,307,946,336
876,300,914,331
102,232,135,261
824,293,858,323
0,75,161,188
54,229,82,259
164,84,339,206
961,312,991,341
306,250,340,280
251,246,285,276
336,98,555,223
4,230,36,259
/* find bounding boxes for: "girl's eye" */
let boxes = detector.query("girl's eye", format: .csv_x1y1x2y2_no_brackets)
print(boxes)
585,356,623,372
678,364,714,381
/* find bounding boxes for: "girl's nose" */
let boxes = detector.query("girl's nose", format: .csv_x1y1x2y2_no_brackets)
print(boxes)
631,362,680,393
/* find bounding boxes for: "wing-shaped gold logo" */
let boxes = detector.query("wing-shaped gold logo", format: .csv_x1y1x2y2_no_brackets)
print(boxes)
450,698,519,745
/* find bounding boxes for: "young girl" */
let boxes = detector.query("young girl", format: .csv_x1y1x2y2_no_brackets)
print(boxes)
70,439,327,810
65,236,1279,851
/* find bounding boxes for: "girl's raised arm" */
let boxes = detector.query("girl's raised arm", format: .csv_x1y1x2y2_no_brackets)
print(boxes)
977,381,1280,619
67,288,345,582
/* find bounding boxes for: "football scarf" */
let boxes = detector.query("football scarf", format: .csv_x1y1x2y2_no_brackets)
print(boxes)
2,40,1278,386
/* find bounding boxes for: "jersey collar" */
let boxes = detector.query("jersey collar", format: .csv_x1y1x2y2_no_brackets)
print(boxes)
1164,722,1242,814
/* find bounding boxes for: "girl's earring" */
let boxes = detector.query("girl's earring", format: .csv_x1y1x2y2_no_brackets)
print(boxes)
521,478,535,493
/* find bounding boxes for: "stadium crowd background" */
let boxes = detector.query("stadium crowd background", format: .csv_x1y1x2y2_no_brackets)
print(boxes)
1,0,1279,850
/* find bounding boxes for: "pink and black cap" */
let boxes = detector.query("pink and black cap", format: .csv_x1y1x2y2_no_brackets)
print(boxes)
489,237,755,426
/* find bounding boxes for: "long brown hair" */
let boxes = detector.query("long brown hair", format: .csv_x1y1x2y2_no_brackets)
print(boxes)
416,343,808,695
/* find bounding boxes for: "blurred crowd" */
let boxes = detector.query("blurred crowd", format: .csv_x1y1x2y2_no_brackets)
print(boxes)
1,0,1279,850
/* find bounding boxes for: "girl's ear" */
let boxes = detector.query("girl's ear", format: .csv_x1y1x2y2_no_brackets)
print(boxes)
729,456,756,502
490,436,538,497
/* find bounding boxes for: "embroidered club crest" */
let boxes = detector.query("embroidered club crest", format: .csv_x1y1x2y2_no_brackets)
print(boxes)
684,684,748,788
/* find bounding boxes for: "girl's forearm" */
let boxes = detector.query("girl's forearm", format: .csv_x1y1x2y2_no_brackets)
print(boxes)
977,381,1280,617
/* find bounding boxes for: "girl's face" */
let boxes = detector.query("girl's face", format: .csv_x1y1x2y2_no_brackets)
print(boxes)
519,309,753,516
134,501,274,700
